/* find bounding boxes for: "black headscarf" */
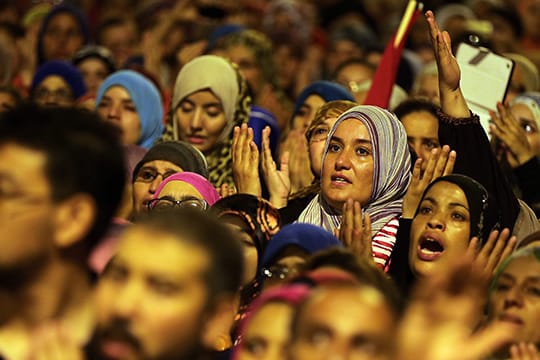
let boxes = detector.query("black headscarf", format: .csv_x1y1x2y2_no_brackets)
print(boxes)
418,174,501,244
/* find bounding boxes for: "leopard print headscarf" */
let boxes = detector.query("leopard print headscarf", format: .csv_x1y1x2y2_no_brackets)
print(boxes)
161,55,251,188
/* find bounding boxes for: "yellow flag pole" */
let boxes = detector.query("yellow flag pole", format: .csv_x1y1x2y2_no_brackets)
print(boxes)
394,0,418,47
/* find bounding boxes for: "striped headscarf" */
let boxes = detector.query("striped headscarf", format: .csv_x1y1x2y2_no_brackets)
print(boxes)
297,105,411,236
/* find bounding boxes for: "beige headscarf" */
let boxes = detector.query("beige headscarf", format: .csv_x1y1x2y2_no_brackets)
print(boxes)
162,55,251,187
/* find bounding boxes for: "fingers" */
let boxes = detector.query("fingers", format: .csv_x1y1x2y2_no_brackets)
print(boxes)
496,234,517,270
411,158,423,184
425,10,440,45
510,343,540,360
421,147,440,185
362,211,372,254
433,145,451,178
443,149,456,176
466,237,480,258
280,151,290,177
467,322,518,360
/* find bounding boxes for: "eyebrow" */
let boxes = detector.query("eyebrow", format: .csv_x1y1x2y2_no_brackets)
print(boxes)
330,134,371,146
422,197,470,211
181,98,222,108
101,95,134,105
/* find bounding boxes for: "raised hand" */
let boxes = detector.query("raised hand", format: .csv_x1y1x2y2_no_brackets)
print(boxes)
402,145,456,218
394,253,518,360
232,123,262,196
279,128,314,194
467,228,517,285
425,10,470,118
261,126,291,208
335,199,373,263
490,102,535,168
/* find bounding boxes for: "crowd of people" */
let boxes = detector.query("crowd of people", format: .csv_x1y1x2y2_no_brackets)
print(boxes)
1,0,540,359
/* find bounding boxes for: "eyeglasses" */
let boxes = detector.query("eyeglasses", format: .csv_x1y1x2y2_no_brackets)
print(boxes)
33,88,74,103
147,196,208,211
261,264,299,284
135,167,178,183
307,125,330,143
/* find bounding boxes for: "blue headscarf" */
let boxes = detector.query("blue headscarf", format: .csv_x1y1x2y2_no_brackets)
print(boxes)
31,60,87,99
292,81,355,123
36,4,89,65
95,70,164,149
260,223,342,269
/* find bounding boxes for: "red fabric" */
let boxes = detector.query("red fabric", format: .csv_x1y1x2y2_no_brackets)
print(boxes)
363,8,421,108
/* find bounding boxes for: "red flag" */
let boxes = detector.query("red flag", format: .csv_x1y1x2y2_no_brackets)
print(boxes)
363,1,422,108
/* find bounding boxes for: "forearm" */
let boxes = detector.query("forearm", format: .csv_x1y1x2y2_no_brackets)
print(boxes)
440,85,471,119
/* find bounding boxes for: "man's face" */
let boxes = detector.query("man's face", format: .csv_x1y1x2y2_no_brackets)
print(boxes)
91,226,211,360
288,286,395,360
0,143,56,276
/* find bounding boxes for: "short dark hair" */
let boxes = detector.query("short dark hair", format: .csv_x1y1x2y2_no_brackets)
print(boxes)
331,57,376,81
300,247,404,315
96,16,139,44
0,103,125,249
393,98,440,120
136,208,244,305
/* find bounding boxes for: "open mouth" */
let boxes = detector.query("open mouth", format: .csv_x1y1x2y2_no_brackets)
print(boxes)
417,236,444,261
331,175,351,184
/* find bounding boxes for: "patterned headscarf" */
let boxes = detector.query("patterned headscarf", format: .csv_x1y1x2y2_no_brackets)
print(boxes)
162,55,251,188
210,194,281,315
297,105,411,236
95,70,164,149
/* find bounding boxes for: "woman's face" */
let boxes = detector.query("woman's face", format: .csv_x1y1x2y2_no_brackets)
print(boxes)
263,246,308,290
509,103,540,157
292,94,325,132
226,44,264,99
78,58,109,94
158,181,203,203
33,75,74,107
221,215,258,286
321,118,374,211
132,160,184,216
409,181,471,278
308,116,339,177
175,90,227,155
400,110,440,171
488,255,540,345
236,302,293,360
42,13,84,62
97,86,141,145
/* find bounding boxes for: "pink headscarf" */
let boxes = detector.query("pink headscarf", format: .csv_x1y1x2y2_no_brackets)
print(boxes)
152,172,220,206
232,284,311,359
